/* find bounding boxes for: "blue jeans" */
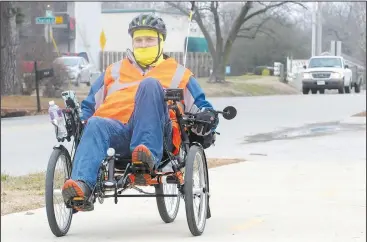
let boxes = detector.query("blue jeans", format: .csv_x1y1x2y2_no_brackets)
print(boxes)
71,78,172,189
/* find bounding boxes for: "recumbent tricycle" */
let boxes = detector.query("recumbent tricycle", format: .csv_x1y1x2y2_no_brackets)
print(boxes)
45,88,237,237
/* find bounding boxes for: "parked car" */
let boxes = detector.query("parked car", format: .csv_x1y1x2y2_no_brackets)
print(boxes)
53,56,93,86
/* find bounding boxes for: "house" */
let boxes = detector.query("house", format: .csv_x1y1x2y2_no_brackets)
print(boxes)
33,3,209,72
101,8,206,53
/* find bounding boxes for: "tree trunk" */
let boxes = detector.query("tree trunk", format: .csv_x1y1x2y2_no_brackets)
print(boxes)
1,2,21,95
208,51,226,83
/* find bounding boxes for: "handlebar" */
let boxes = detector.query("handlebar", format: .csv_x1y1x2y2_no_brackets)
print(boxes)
182,115,211,124
182,105,237,125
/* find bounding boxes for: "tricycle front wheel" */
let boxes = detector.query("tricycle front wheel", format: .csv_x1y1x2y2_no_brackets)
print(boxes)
45,146,73,237
184,145,209,236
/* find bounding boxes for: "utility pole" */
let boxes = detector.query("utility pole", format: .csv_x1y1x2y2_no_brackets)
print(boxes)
67,14,71,52
316,2,322,55
311,2,323,56
311,2,316,56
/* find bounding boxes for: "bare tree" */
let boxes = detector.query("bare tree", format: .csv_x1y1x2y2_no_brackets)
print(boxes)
167,1,306,82
102,2,164,10
322,2,366,63
351,2,366,64
11,2,65,96
228,7,312,75
1,2,23,95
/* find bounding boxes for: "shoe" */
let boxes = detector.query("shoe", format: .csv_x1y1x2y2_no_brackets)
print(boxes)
132,144,155,172
62,179,92,203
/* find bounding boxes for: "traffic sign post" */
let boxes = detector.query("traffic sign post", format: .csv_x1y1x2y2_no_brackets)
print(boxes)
35,10,67,51
100,30,106,51
45,10,53,17
35,10,64,25
100,30,107,71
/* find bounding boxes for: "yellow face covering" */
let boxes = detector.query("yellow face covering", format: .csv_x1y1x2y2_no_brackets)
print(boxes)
133,29,164,67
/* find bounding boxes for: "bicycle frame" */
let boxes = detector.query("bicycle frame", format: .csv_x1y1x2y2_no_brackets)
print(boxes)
61,88,221,207
91,97,193,203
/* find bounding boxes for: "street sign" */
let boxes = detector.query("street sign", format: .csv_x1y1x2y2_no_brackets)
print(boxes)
55,16,63,24
35,17,55,24
100,30,106,51
35,11,62,25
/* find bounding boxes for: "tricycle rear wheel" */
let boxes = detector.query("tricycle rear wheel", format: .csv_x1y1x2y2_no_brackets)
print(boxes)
155,182,181,223
45,146,73,237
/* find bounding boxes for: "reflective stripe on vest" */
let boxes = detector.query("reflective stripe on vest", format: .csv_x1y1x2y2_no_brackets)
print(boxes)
106,62,187,98
170,64,186,88
106,60,130,97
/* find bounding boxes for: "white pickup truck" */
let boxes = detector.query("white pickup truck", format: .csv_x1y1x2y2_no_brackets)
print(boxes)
301,55,359,94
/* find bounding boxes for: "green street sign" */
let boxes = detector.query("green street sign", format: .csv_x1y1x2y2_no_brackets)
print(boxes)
35,17,55,24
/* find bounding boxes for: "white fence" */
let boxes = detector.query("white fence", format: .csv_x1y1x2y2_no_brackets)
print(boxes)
286,57,308,90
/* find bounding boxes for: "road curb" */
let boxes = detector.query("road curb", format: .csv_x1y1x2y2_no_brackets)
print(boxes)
340,116,366,125
1,108,48,118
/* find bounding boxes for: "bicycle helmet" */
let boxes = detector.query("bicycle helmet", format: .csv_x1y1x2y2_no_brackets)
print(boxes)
128,13,167,40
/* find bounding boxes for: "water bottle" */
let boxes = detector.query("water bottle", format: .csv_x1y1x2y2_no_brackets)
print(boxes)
48,100,68,140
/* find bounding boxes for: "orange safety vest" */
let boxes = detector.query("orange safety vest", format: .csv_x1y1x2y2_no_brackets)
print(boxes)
94,57,193,155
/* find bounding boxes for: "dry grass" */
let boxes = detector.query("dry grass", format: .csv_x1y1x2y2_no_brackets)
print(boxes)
352,111,366,117
1,172,46,216
198,76,298,97
1,75,298,118
1,95,65,110
207,158,244,169
1,95,65,117
0,158,244,216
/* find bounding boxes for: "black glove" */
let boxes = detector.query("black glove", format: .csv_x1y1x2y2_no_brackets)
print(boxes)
192,109,217,136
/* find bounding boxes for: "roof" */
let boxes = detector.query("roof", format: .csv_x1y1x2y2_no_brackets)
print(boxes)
311,55,342,58
185,37,209,53
102,8,186,16
56,56,82,59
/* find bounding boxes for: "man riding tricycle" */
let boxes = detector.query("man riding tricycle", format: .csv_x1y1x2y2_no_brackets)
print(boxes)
45,13,237,237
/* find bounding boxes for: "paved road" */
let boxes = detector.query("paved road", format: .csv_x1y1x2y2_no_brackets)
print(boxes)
1,92,366,241
1,122,365,242
1,91,366,175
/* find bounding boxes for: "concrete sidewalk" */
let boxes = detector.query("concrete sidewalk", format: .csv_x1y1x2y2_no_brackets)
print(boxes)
2,129,365,242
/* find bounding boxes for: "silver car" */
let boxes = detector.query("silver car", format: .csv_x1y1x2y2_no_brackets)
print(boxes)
53,56,93,86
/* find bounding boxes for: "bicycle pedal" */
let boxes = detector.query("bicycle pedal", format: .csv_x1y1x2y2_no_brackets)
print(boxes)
70,197,84,207
71,199,95,212
74,205,94,212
